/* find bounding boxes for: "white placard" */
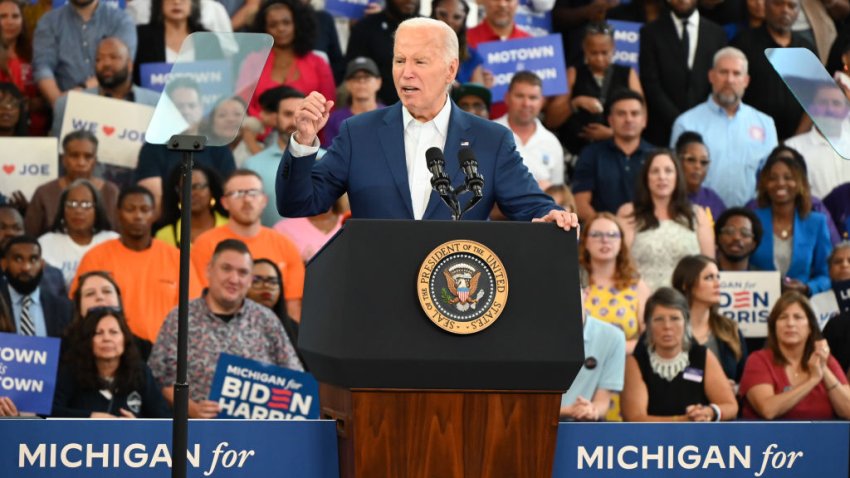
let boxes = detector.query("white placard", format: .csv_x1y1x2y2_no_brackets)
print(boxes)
59,91,155,169
0,138,58,200
809,290,840,330
718,271,782,338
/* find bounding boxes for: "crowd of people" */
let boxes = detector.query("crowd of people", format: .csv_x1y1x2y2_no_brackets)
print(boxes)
0,0,848,422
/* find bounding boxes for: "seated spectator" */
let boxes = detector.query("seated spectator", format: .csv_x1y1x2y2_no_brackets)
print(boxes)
32,0,137,107
670,47,778,208
202,96,262,167
134,78,236,213
155,163,228,247
133,0,223,86
451,82,490,119
344,0,419,106
551,0,617,65
561,284,626,421
580,212,650,354
0,81,27,136
494,71,565,189
0,235,72,337
621,287,738,421
191,170,305,320
672,255,748,381
53,307,170,418
274,198,344,262
26,131,120,238
431,0,486,85
240,0,335,118
72,186,202,343
545,184,577,213
0,0,48,135
321,57,383,149
739,291,850,419
572,89,653,222
749,147,832,295
0,205,66,297
822,242,850,374
618,150,714,291
38,180,118,287
149,239,302,418
52,37,160,138
675,132,726,222
246,258,302,361
714,207,764,271
546,22,641,155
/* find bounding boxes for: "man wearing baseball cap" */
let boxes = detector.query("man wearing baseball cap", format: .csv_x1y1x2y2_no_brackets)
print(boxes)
451,83,491,119
322,57,384,148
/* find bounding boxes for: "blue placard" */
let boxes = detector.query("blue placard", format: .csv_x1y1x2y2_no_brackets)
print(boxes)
833,279,850,314
139,60,233,113
514,7,553,38
0,419,338,477
609,20,642,73
553,422,850,477
0,333,60,415
52,0,124,8
208,353,320,420
477,34,567,100
324,0,373,19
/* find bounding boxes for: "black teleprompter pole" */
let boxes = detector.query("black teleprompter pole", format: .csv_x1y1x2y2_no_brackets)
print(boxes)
167,134,206,478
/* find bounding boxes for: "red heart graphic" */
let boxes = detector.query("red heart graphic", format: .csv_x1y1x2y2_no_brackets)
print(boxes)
102,126,116,136
2,164,13,175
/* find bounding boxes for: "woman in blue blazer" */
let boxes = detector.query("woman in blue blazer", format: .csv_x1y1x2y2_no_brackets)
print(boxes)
750,147,832,296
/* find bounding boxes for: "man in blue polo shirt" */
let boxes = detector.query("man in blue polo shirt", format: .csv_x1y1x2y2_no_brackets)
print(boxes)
670,47,778,208
572,89,653,222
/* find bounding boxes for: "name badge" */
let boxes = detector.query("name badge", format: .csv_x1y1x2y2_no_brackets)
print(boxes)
683,367,704,383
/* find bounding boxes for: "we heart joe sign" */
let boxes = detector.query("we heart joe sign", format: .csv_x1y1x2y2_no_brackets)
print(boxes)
58,91,156,169
0,138,58,200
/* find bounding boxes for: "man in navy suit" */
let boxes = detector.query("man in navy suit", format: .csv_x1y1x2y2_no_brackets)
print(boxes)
1,236,72,338
276,18,577,228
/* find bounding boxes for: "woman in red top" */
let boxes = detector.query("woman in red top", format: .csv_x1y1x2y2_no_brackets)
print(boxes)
240,0,335,119
0,0,46,135
739,291,850,419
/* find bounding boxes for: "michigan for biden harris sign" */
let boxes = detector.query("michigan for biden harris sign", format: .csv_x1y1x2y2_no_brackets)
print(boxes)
477,34,567,100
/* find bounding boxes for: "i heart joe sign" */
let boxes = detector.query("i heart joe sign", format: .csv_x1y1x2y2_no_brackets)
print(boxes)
0,138,58,200
58,91,156,169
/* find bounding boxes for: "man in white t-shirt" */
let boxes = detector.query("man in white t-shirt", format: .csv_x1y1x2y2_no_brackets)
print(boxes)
494,71,565,189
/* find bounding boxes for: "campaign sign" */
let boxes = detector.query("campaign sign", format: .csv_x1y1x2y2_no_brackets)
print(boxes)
0,138,58,201
0,419,338,477
553,422,849,477
809,289,839,329
52,0,124,8
208,353,319,420
324,0,371,19
139,60,233,113
834,278,850,314
514,6,553,38
478,34,567,100
718,271,781,338
0,333,60,415
609,20,642,73
59,91,154,169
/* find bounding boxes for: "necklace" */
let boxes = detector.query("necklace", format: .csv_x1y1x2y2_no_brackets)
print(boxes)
649,350,689,382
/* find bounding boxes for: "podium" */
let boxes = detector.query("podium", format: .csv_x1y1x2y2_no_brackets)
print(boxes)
299,219,584,477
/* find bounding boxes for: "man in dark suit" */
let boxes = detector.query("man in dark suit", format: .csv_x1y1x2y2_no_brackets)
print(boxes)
1,236,72,338
277,18,576,228
0,205,66,298
639,0,727,146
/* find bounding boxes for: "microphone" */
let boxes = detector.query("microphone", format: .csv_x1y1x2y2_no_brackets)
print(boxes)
426,147,452,196
458,146,484,197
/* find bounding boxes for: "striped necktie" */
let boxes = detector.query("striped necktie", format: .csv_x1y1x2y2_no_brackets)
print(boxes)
19,295,35,336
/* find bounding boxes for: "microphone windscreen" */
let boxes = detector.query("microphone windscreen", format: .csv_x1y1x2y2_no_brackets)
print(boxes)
458,146,476,166
426,147,444,167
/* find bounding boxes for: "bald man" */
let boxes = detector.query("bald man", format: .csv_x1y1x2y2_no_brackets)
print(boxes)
277,18,577,229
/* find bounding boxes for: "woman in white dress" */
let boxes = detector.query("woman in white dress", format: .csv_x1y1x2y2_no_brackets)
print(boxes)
618,150,714,291
38,180,118,287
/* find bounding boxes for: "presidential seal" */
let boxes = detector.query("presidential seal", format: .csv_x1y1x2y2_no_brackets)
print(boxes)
417,240,508,334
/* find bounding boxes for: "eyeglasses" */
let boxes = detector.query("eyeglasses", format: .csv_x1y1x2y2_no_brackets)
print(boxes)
435,9,466,22
252,275,280,288
719,227,754,239
681,156,710,167
65,200,94,210
224,189,263,199
587,230,621,240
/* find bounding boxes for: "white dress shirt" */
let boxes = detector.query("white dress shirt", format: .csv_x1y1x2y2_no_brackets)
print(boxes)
290,95,453,220
671,10,700,70
494,115,565,186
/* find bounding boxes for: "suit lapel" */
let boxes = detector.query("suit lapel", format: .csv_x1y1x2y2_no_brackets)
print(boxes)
377,104,415,218
424,103,474,219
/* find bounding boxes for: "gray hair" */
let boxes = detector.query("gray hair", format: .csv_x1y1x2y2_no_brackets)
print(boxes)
829,240,850,269
643,287,694,352
712,47,749,75
396,17,459,66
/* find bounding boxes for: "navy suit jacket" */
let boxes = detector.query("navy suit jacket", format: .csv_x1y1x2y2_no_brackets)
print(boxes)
750,207,832,294
0,275,72,338
276,101,558,221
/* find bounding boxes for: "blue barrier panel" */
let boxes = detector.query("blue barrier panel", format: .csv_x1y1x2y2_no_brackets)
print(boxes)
553,422,850,477
0,419,339,477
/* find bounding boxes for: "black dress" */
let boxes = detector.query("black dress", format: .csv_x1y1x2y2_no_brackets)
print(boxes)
559,62,631,155
634,343,709,416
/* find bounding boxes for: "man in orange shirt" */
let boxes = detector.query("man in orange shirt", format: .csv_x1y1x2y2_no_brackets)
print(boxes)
72,185,201,343
191,170,305,321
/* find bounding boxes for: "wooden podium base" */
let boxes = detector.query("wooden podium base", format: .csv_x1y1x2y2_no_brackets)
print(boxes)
320,384,561,478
